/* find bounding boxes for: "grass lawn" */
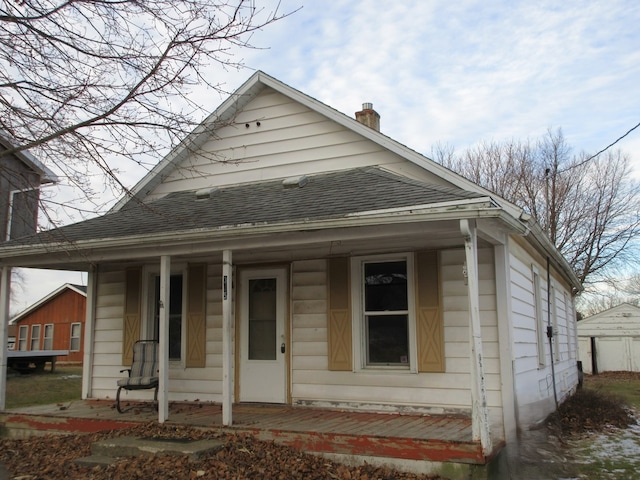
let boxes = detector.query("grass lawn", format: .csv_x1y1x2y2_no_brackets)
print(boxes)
4,365,83,409
583,371,640,409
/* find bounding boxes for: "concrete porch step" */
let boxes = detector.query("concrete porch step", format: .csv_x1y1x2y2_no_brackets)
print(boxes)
74,436,225,467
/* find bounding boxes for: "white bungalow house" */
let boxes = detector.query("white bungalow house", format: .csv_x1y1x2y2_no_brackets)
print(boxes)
0,72,581,470
578,303,640,374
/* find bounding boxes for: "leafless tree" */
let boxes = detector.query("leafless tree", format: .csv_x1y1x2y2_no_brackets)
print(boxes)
433,129,640,286
0,0,291,226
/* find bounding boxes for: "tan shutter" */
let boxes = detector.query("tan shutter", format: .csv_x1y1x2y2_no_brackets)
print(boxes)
185,263,207,368
416,251,445,372
122,267,142,365
328,257,352,371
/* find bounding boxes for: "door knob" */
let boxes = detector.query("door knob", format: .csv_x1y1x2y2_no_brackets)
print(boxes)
281,342,286,354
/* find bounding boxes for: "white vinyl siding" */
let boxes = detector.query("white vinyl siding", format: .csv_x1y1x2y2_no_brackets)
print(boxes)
147,89,450,201
290,249,501,423
509,239,579,427
90,264,224,403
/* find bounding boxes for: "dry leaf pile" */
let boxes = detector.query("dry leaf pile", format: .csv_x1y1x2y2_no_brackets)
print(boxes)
0,423,443,479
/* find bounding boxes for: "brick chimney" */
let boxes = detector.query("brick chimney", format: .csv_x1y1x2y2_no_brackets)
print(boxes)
355,103,380,131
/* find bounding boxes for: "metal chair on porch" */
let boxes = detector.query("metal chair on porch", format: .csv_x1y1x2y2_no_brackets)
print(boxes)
116,340,159,413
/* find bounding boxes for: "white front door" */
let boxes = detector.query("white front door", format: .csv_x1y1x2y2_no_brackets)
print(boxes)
239,268,288,403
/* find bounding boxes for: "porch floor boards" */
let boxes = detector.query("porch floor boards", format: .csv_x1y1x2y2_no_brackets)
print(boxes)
2,400,486,464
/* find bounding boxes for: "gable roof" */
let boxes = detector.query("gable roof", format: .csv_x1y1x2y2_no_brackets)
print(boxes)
0,132,59,185
112,71,518,216
7,167,492,247
0,72,582,290
578,303,640,325
10,283,87,325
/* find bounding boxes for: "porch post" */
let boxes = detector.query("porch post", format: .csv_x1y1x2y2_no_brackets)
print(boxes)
460,219,493,456
222,249,233,426
82,265,97,399
0,266,10,410
158,255,171,422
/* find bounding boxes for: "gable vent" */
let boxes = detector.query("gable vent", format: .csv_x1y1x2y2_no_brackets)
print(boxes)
282,175,308,189
195,187,217,200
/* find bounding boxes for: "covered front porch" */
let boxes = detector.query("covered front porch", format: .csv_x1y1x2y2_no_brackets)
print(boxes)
0,399,489,466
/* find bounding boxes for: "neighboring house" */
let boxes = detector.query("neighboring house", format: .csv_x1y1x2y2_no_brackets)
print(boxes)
577,303,640,374
9,283,87,364
0,132,58,241
0,72,582,465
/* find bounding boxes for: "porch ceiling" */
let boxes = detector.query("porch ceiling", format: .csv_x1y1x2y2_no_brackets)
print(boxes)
0,218,501,271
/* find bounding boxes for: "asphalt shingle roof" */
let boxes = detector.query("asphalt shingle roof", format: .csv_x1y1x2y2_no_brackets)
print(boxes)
6,167,486,246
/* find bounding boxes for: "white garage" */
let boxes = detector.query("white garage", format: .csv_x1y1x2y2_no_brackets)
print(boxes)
578,303,640,374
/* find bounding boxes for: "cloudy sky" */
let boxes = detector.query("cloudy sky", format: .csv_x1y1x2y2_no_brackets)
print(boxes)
13,0,640,312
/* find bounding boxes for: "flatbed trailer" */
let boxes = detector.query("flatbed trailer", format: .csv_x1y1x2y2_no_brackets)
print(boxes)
6,350,69,373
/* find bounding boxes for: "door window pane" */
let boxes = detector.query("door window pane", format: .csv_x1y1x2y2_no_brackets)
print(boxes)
248,278,277,360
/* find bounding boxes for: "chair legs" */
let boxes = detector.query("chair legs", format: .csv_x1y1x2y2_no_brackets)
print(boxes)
116,385,160,413
116,386,125,413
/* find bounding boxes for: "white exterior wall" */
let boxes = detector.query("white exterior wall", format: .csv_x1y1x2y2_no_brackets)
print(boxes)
147,88,448,200
90,246,507,439
290,248,503,434
90,264,224,403
509,241,579,427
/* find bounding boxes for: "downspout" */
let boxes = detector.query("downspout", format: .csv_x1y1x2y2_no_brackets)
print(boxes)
547,257,558,408
460,219,493,456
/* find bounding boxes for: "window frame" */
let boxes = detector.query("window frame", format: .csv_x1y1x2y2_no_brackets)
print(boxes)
70,322,82,352
18,325,28,351
142,265,187,365
351,253,418,373
30,324,41,351
43,323,54,350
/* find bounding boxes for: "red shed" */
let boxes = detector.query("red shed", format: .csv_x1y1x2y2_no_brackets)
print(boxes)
10,283,86,364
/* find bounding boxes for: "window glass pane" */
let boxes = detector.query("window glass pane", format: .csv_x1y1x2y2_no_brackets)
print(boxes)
18,326,27,351
366,314,409,365
70,323,81,351
364,261,407,311
43,325,53,350
248,278,277,360
154,275,183,360
30,325,40,350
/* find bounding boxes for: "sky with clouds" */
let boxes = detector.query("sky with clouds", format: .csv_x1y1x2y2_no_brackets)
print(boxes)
13,0,640,312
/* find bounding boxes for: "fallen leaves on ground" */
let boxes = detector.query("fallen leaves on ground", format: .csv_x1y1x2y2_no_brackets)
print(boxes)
0,423,443,479
547,375,636,436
